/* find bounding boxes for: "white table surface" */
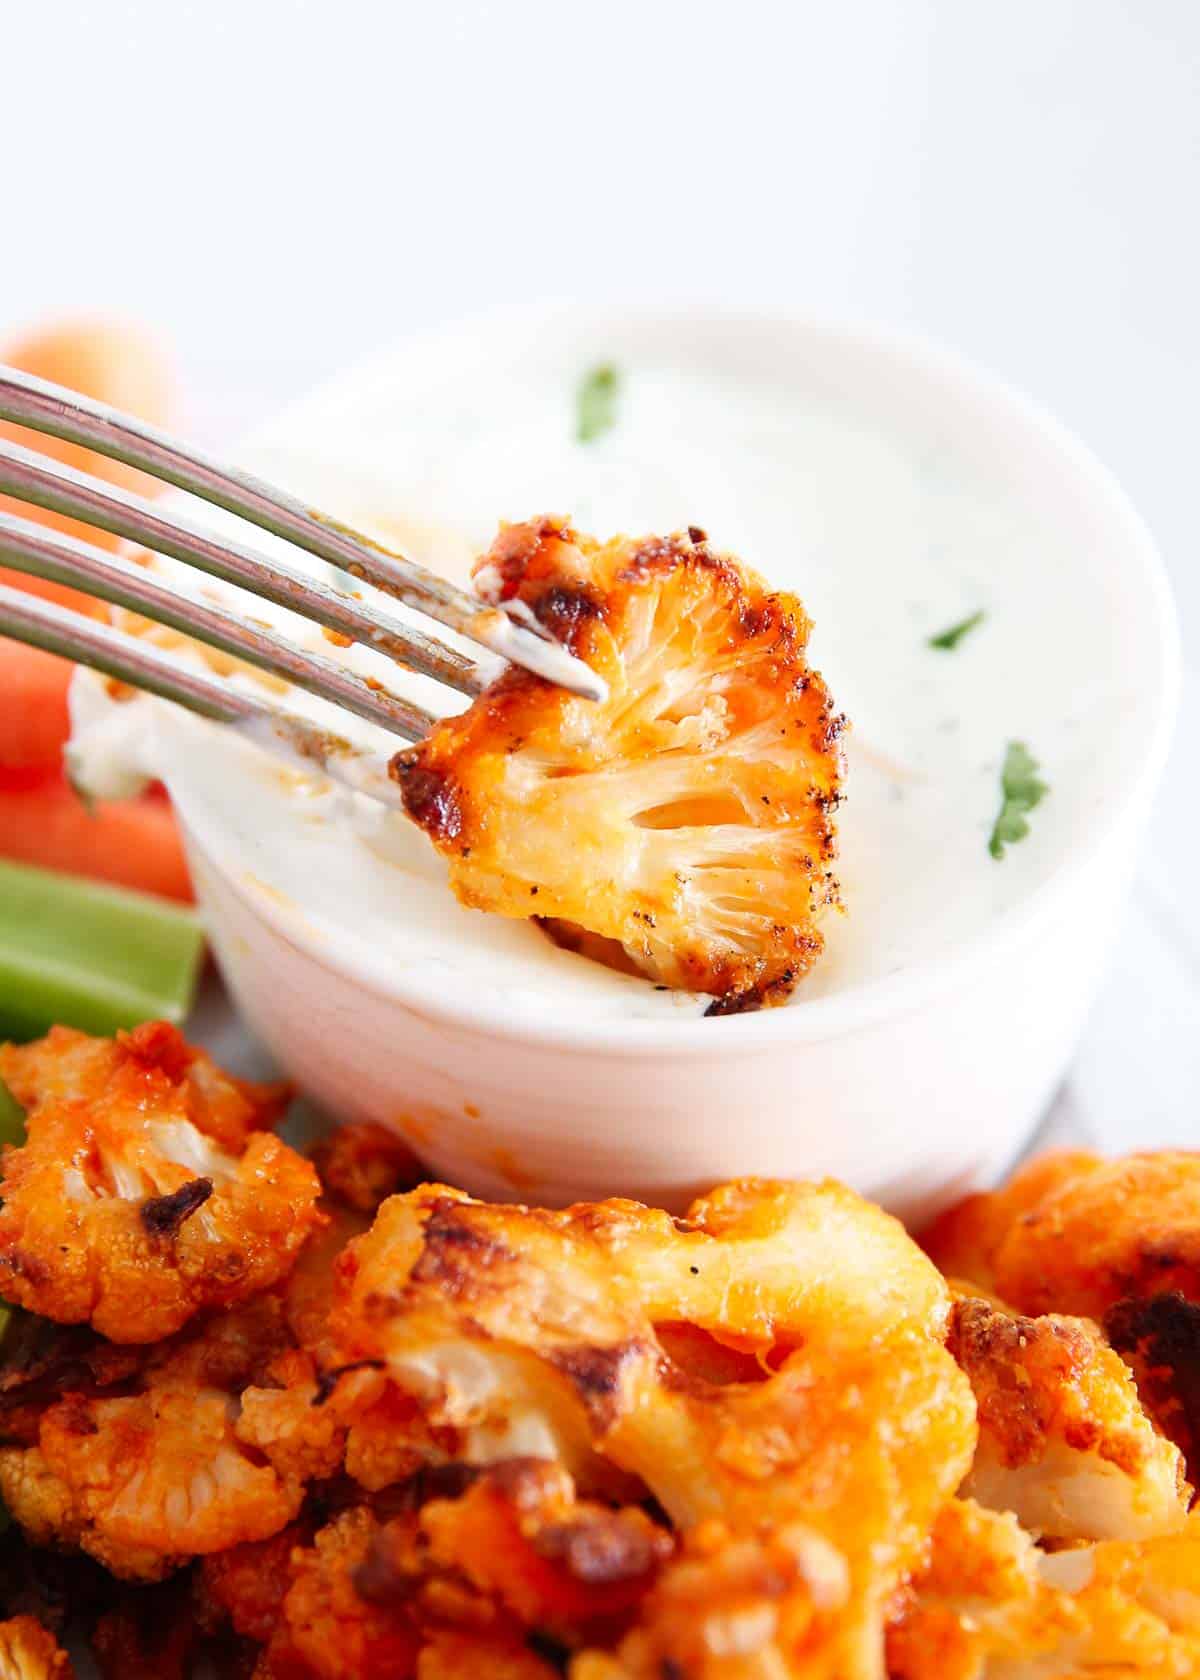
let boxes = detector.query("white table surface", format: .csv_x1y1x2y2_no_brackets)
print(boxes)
3,0,1197,1159
1040,670,1200,1154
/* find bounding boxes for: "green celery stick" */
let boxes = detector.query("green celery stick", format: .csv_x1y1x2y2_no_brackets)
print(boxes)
0,858,205,1042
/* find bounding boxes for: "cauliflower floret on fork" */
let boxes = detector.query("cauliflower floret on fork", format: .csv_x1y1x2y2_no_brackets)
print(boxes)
393,518,845,1012
0,1022,322,1343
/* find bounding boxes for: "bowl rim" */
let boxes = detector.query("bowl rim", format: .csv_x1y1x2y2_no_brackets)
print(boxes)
186,303,1182,1056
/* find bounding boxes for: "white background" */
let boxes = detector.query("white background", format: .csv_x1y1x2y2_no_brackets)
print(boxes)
2,0,1198,1146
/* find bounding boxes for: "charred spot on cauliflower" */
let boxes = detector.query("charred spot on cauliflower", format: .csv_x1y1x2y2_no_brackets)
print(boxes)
1105,1290,1200,1486
392,519,844,1011
0,1023,322,1343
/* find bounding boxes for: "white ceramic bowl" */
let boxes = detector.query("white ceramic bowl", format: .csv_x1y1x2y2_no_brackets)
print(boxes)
160,310,1178,1223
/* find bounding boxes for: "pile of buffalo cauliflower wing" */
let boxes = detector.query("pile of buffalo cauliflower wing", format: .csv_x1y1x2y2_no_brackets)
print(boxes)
1,1029,1199,1678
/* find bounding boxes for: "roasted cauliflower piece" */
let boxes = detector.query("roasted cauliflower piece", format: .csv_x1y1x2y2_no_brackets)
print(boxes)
603,1328,974,1678
0,1299,304,1580
196,1522,314,1648
949,1296,1190,1543
309,1123,422,1217
237,1193,458,1497
205,1514,550,1679
0,1022,321,1343
328,1179,975,1677
393,518,844,1011
926,1151,1200,1320
332,1178,953,1374
221,1466,664,1680
921,1150,1100,1297
237,1348,451,1493
0,1617,75,1680
887,1498,1200,1679
928,1150,1200,1479
200,1507,436,1680
419,1459,671,1647
0,1020,289,1148
418,1632,561,1680
254,1506,423,1680
0,1314,143,1450
571,1520,852,1680
326,1178,958,1493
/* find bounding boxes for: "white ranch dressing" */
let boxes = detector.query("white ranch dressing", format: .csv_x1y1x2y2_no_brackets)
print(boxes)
71,351,1137,1023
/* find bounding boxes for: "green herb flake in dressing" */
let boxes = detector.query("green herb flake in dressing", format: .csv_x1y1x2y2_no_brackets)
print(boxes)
928,609,985,650
989,741,1048,860
576,363,619,443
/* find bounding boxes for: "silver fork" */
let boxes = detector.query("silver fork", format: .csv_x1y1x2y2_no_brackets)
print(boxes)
0,365,605,807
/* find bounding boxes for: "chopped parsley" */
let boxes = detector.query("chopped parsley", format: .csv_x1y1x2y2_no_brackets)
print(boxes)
576,363,619,443
989,741,1048,860
928,609,985,650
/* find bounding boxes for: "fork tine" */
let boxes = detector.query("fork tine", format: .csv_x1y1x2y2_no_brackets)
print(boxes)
0,510,436,743
0,583,406,809
0,433,492,696
0,363,609,702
